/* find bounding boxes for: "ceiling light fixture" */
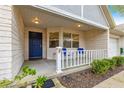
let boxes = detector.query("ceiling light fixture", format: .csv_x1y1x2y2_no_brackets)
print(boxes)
34,21,39,24
32,17,40,24
78,24,81,27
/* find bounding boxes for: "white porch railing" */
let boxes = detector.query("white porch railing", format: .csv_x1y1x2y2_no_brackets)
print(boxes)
56,47,108,73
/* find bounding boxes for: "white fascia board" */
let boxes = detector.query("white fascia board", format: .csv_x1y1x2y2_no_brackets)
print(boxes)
99,6,110,27
32,5,109,30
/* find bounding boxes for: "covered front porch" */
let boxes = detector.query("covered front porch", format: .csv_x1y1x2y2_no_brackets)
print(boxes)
20,48,108,77
14,5,109,77
21,59,90,78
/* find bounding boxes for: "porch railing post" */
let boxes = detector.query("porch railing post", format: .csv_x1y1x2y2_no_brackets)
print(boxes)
56,47,63,73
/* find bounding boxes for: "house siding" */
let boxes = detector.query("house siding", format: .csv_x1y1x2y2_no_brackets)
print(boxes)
11,7,25,77
83,5,108,27
51,5,82,17
84,30,108,50
0,6,24,79
0,5,12,80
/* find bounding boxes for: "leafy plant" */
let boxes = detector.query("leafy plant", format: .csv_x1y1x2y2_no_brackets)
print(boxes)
91,59,111,75
15,65,36,80
0,79,12,88
103,58,116,70
112,56,124,66
33,76,48,88
22,66,36,76
0,66,36,88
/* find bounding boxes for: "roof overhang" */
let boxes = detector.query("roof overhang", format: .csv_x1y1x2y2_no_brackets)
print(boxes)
101,5,116,29
32,5,109,30
15,5,107,31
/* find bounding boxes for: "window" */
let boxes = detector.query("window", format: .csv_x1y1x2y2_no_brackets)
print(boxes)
63,32,79,48
49,32,59,48
63,32,71,48
72,34,79,48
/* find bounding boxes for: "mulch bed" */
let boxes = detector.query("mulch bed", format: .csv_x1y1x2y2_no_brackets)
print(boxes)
58,66,124,88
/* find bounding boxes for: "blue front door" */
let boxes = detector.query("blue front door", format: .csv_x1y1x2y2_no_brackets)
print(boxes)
29,32,42,59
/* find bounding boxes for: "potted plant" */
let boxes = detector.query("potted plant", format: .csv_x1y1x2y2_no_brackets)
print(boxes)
32,76,55,88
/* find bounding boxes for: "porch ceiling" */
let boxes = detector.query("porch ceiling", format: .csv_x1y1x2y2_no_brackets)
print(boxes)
16,5,103,31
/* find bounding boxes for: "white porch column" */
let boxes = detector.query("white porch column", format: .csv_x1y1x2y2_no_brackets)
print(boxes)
56,47,63,73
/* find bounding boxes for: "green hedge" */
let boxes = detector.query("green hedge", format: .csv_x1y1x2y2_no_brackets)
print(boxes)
103,58,116,70
112,56,124,66
91,56,124,75
91,59,111,75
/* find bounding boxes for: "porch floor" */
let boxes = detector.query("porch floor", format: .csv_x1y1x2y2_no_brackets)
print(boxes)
21,59,56,77
18,59,90,85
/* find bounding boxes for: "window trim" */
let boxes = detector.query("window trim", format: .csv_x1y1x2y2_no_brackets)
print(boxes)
63,32,79,48
49,32,59,48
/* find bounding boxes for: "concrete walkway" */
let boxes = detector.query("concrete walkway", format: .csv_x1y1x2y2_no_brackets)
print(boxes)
94,71,124,88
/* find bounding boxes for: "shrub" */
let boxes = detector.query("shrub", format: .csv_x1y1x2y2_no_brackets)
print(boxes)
22,66,36,76
112,56,124,66
91,59,111,75
15,65,36,80
103,58,116,70
0,66,36,88
0,79,12,88
33,76,48,88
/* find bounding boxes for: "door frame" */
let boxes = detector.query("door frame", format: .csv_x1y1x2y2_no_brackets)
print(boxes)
29,31,43,59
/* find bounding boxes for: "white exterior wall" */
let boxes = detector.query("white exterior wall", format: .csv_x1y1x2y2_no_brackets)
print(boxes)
84,30,108,50
11,7,25,77
24,27,47,60
47,27,85,59
83,6,108,27
0,5,12,80
52,5,82,17
0,6,26,79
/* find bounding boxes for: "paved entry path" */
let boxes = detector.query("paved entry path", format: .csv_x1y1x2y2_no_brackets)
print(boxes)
94,71,124,88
